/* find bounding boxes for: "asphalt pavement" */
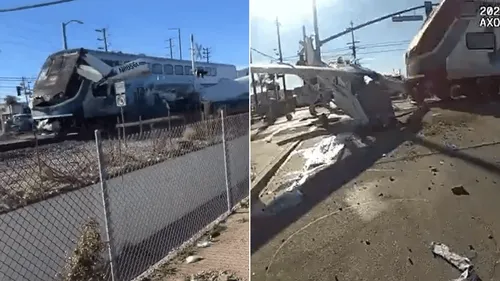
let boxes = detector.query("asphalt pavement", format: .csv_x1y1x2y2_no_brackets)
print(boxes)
251,101,500,281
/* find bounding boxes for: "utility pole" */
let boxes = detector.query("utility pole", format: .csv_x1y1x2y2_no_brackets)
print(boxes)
275,17,287,97
202,47,211,63
169,28,182,60
95,28,108,52
166,38,175,59
347,21,360,62
250,51,258,107
312,0,321,60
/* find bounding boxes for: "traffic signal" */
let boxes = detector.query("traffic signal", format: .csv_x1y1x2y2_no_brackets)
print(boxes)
424,1,433,17
16,86,22,96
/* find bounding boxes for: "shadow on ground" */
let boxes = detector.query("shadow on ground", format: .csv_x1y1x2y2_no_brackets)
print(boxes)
429,96,500,119
251,102,500,254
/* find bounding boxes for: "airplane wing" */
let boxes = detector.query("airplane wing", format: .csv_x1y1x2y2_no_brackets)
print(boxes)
250,63,375,79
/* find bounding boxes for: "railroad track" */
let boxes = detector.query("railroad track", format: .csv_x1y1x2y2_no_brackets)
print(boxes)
0,134,83,152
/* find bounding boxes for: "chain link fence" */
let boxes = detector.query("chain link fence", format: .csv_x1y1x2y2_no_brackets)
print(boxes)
0,111,249,281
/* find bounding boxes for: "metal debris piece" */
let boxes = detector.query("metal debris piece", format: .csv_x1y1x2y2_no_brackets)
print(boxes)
451,185,470,196
185,255,203,264
196,240,212,248
445,142,458,151
430,242,481,281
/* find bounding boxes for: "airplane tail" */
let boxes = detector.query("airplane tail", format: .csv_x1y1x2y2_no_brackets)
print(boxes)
298,36,325,66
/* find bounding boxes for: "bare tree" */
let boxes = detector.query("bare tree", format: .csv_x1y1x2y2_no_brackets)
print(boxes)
255,74,266,94
4,95,19,116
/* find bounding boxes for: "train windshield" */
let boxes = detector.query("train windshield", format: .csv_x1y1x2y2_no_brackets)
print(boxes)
32,52,82,106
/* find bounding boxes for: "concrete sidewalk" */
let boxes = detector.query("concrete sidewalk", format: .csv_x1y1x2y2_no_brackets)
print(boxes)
143,203,250,281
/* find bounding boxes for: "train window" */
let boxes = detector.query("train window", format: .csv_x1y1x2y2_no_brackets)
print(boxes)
184,66,192,75
206,67,213,76
466,32,495,50
212,67,217,76
174,65,183,75
163,64,174,75
151,63,163,74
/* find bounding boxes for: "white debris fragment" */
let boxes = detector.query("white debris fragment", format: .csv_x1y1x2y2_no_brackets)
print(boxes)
431,242,480,281
286,135,345,191
445,143,458,151
196,240,212,248
186,255,203,264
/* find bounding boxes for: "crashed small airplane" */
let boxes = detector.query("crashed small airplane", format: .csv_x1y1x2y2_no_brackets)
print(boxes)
250,36,405,128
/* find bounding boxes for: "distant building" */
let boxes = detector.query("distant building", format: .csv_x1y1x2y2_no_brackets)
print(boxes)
0,102,29,118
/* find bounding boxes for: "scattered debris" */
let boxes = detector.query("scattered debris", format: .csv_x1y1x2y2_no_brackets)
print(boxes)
186,270,242,281
186,255,203,264
451,185,470,196
208,224,227,239
445,142,458,151
431,242,480,281
236,217,248,223
196,240,213,248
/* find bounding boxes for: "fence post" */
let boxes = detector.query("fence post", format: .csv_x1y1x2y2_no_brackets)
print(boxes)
139,115,143,136
94,130,117,281
220,108,233,212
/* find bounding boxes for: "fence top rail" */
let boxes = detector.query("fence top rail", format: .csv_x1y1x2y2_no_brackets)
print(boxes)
116,115,185,128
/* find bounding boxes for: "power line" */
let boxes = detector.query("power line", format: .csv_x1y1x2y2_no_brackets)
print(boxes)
322,39,411,54
357,48,407,55
250,48,276,61
0,0,76,13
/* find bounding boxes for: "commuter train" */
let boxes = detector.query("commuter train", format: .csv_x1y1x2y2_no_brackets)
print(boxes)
29,48,239,135
405,0,500,103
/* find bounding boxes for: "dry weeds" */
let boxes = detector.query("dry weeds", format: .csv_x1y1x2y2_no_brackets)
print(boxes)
0,122,233,213
185,270,243,281
59,219,107,281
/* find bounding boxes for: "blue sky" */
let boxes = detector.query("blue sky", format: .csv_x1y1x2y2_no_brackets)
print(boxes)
250,0,430,89
0,0,249,98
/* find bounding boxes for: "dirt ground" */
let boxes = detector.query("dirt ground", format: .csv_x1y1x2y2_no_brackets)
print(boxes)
251,100,500,281
145,204,249,281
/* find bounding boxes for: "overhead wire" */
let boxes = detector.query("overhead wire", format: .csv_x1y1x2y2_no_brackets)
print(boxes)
0,0,77,13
